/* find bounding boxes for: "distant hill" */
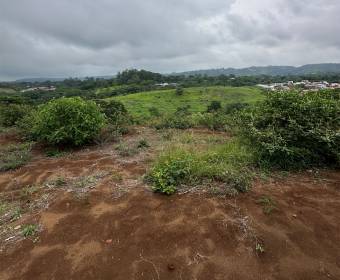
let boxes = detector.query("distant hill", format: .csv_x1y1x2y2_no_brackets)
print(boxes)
14,75,114,83
175,63,340,77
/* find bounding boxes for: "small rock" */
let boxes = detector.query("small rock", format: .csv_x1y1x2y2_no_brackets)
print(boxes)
292,214,297,218
167,264,175,271
105,239,112,244
14,225,21,230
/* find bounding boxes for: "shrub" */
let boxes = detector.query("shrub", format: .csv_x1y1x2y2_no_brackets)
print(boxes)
31,97,105,146
96,100,130,132
193,112,230,131
0,104,32,127
147,155,192,195
155,114,194,130
224,103,249,114
0,143,32,171
238,90,340,169
207,101,222,112
175,87,184,96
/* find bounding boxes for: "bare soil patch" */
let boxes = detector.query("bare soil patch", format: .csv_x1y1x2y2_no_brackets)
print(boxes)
0,127,339,279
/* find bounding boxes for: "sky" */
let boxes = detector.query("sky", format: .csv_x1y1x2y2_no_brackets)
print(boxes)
1,0,340,80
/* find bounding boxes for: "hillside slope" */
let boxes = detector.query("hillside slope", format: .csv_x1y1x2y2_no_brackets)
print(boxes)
111,86,263,119
176,63,340,77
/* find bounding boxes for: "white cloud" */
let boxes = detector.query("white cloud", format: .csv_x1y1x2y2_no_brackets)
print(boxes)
0,0,339,80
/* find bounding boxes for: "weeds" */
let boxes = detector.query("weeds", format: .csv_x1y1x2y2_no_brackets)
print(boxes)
20,185,39,200
115,142,138,157
111,170,123,182
22,224,38,237
255,242,265,254
45,148,68,158
147,139,254,195
137,139,150,149
0,143,32,171
257,196,277,214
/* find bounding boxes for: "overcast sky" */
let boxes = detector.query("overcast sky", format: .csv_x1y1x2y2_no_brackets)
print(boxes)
1,0,340,80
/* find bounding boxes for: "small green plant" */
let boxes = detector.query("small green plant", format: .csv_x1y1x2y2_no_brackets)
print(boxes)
11,207,22,221
22,224,38,237
0,200,9,216
0,143,32,172
55,176,67,187
45,148,67,158
115,142,138,157
257,196,277,214
137,139,150,149
255,242,265,254
111,170,123,182
20,185,39,200
148,157,192,195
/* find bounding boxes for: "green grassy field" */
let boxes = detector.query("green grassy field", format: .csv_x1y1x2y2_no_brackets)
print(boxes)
110,86,264,119
0,88,17,94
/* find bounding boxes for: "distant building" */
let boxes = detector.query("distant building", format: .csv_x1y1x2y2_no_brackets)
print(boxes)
21,86,56,93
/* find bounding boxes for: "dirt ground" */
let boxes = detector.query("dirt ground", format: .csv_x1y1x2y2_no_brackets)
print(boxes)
0,127,339,280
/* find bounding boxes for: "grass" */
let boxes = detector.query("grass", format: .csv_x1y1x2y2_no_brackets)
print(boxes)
147,136,255,194
0,88,17,94
257,196,277,214
0,200,9,216
110,86,264,121
22,224,38,237
0,143,32,172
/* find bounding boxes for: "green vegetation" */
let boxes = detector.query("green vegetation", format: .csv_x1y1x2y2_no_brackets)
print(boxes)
257,196,277,214
0,143,32,171
22,224,38,237
30,97,106,146
147,139,254,195
0,104,32,127
112,86,264,121
137,139,150,149
238,90,340,169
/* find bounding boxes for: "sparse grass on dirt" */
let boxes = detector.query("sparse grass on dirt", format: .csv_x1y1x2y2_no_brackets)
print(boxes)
147,137,254,194
257,195,277,214
22,224,38,237
0,143,32,172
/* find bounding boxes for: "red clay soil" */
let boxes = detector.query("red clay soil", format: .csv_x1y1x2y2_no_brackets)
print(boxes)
0,133,340,279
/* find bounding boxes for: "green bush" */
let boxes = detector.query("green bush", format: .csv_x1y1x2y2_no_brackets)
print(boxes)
207,101,222,112
31,97,106,146
192,112,230,131
175,87,184,96
155,114,194,130
224,103,249,114
0,104,32,127
238,90,340,169
95,99,130,138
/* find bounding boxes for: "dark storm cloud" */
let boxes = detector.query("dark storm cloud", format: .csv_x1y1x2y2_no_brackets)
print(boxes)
0,0,340,80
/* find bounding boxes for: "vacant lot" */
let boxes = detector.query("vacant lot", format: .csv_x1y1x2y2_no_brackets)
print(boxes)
0,127,339,280
111,86,264,119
